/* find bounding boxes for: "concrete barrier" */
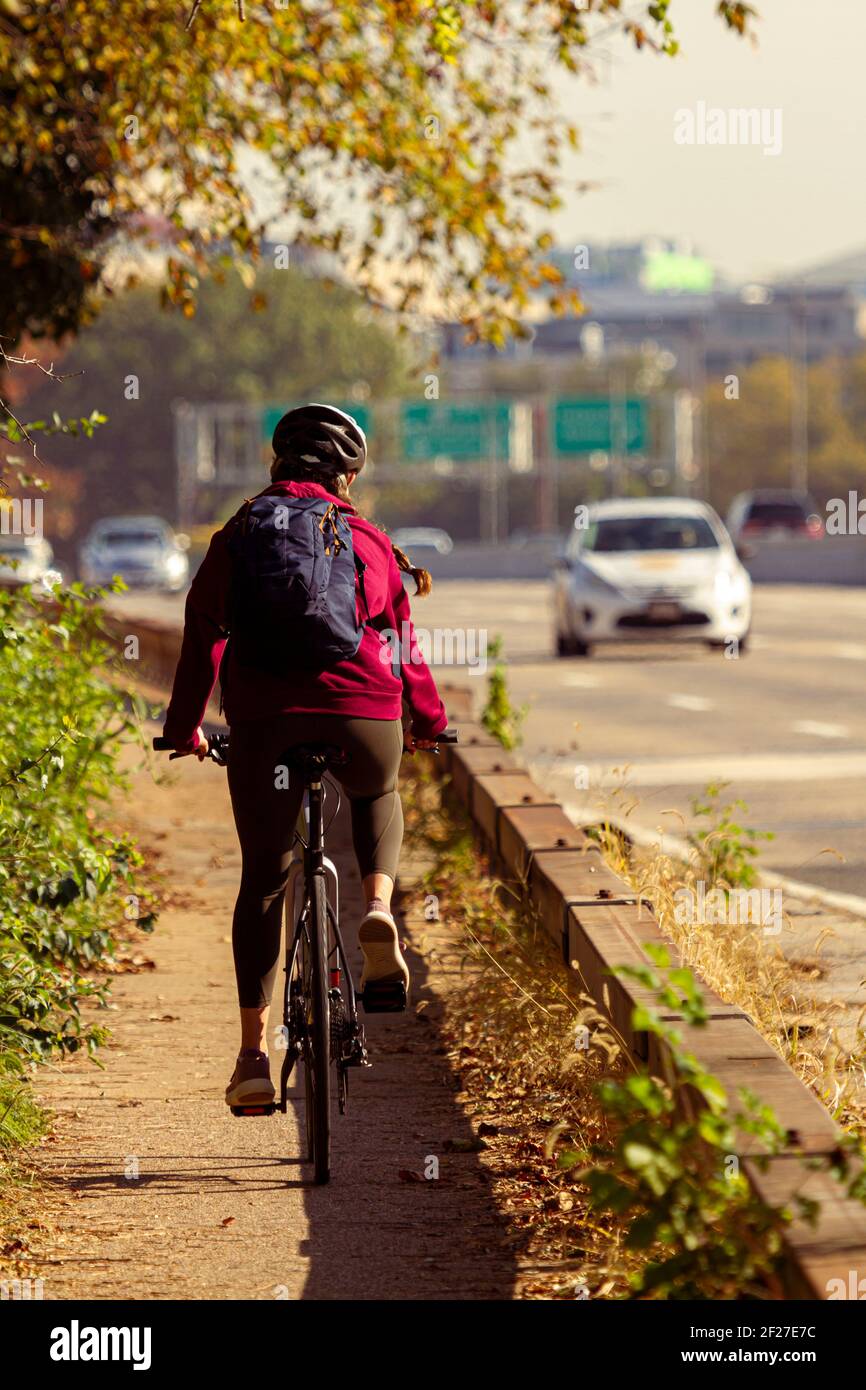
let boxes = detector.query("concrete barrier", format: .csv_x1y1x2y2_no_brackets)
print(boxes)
432,699,866,1299
744,534,866,585
422,535,866,586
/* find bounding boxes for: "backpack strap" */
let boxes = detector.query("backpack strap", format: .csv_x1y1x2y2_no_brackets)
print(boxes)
354,553,401,680
353,552,372,622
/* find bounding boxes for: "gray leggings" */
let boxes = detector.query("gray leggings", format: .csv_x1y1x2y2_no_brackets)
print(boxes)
227,714,404,1008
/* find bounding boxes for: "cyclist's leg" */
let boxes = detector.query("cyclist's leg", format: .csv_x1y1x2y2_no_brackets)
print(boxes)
327,716,408,990
327,716,404,888
226,718,306,1054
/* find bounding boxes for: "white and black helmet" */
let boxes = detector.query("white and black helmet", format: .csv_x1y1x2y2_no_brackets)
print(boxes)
272,403,367,475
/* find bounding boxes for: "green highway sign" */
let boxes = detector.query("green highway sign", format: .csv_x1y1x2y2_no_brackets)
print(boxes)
552,398,647,455
400,401,510,460
262,403,372,443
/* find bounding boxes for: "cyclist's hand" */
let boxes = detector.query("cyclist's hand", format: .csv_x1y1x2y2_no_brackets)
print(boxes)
172,727,209,760
404,733,439,754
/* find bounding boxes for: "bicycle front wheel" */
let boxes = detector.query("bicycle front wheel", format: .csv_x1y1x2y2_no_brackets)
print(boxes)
303,872,331,1184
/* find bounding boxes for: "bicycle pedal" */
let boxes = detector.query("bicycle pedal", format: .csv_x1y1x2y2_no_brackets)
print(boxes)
360,980,407,1014
230,1103,276,1117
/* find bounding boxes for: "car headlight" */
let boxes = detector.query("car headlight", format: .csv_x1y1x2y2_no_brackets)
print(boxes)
164,552,186,577
572,561,621,597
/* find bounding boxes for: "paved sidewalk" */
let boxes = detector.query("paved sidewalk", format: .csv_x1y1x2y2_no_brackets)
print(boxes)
27,731,516,1300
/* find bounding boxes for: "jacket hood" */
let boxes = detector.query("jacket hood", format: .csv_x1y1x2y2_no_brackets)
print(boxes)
254,478,356,514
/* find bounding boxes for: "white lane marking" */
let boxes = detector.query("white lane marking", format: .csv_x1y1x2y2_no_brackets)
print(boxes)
562,803,866,920
667,693,714,712
792,720,849,740
531,749,866,786
833,642,866,660
561,672,602,688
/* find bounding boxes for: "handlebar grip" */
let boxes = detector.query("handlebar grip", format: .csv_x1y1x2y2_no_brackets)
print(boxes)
152,736,172,750
437,728,459,744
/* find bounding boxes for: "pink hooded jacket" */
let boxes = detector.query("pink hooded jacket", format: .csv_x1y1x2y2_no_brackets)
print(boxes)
162,480,448,752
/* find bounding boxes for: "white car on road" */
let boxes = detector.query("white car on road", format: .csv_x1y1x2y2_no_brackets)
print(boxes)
552,497,751,657
0,534,62,589
80,516,190,592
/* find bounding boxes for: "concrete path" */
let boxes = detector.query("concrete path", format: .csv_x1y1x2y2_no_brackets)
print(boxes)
29,733,516,1300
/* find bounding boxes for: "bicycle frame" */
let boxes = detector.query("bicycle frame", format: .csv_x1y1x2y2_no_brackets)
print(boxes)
277,774,364,1113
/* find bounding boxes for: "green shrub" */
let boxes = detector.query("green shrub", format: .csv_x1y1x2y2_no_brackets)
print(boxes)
480,635,527,751
0,580,153,1073
688,781,774,889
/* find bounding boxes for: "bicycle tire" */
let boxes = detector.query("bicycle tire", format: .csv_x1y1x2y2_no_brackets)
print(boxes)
304,872,331,1184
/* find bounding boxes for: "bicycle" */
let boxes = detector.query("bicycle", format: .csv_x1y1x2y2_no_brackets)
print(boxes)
153,726,458,1184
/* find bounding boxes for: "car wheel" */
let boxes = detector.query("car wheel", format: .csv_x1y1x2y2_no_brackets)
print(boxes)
707,631,749,655
557,629,592,658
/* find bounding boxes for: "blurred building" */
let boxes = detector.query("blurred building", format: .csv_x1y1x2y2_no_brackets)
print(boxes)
438,237,866,379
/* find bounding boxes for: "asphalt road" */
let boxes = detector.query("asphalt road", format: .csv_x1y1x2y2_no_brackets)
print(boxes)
420,580,866,899
113,581,866,899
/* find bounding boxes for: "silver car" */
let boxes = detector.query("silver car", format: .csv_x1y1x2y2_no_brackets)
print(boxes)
0,533,62,589
390,527,454,557
553,498,752,657
80,516,190,592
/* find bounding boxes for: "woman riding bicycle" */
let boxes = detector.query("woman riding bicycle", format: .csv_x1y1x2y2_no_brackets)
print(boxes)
161,403,448,1108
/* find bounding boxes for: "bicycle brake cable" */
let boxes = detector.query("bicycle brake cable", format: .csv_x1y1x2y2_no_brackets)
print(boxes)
322,774,342,834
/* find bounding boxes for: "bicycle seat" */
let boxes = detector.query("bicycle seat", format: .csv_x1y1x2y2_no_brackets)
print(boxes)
281,742,348,778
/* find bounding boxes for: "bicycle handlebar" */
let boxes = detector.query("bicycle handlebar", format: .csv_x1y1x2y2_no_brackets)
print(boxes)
152,727,458,766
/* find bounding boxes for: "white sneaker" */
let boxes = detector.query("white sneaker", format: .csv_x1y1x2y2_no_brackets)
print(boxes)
224,1049,275,1108
358,906,410,994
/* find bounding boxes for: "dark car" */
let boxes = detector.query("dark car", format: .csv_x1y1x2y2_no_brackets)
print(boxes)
726,489,823,543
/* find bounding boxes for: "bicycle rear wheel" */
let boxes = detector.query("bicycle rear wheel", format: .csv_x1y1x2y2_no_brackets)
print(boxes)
303,873,331,1184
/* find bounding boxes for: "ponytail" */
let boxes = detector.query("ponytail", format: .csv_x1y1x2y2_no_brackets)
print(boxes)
390,542,432,597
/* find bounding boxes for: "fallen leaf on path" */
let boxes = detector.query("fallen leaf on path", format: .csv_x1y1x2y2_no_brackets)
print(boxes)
221,1217,235,1227
398,1169,425,1183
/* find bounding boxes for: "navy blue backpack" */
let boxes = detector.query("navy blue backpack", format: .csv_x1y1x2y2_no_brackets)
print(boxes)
226,494,370,675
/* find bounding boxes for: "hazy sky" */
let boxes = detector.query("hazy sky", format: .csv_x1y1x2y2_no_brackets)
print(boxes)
550,0,866,283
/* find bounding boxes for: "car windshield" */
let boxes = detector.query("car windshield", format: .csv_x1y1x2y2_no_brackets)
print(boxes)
746,502,806,525
583,515,719,553
98,530,166,547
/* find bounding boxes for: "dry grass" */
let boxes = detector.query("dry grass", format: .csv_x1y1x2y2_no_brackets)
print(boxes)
401,766,802,1299
403,767,643,1298
587,797,866,1137
0,1081,53,1274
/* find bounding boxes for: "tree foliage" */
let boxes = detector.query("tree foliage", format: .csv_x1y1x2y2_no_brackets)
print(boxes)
705,352,866,510
16,266,412,532
1,0,756,345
